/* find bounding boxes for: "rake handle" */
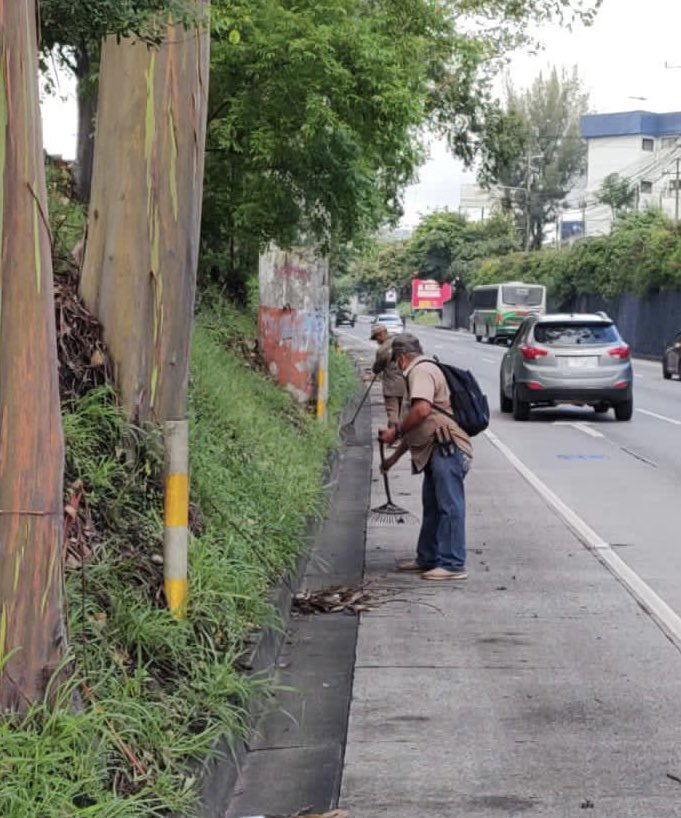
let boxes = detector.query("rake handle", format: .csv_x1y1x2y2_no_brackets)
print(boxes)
349,373,378,424
379,440,394,506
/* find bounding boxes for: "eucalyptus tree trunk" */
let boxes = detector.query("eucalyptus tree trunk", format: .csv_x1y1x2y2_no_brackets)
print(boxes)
0,0,66,711
73,47,97,204
80,5,209,424
80,5,210,617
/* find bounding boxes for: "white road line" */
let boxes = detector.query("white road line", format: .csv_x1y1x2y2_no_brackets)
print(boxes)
637,408,681,426
484,428,681,653
634,374,644,379
482,357,496,363
552,421,604,438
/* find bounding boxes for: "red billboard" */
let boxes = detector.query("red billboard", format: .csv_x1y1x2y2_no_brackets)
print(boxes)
411,278,452,311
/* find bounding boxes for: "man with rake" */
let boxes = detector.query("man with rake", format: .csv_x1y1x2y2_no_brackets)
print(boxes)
379,333,472,581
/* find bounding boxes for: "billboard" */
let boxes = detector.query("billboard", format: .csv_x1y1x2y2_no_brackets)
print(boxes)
411,278,452,311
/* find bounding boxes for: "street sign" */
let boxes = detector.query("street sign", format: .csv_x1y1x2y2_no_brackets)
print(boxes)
385,288,397,304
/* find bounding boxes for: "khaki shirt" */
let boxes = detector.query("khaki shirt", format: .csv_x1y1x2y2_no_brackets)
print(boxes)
402,355,472,472
372,338,406,398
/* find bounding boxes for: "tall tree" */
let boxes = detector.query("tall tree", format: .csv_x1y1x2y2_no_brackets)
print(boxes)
80,3,210,617
0,0,66,711
40,0,193,202
477,67,589,250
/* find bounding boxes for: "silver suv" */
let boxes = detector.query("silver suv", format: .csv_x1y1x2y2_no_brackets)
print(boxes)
499,314,634,421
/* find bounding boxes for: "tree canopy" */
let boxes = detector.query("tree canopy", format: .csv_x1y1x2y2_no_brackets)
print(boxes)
340,210,519,306
477,67,589,250
201,0,602,296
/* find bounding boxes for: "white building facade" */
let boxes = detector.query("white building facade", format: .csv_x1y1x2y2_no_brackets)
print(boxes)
581,111,681,235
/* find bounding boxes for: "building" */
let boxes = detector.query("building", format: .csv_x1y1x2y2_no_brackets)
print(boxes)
580,111,681,235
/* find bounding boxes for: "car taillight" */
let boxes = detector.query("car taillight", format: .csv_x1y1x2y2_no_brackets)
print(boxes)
496,313,503,324
526,381,544,390
615,380,629,389
520,345,549,361
609,345,630,361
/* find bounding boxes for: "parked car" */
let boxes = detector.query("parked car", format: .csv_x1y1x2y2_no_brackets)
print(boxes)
372,312,404,336
662,330,681,380
499,313,634,421
334,306,356,327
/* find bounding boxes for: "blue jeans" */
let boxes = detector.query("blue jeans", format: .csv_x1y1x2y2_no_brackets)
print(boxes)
416,448,467,571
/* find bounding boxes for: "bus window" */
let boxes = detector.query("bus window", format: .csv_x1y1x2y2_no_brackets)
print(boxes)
501,285,544,307
472,287,498,310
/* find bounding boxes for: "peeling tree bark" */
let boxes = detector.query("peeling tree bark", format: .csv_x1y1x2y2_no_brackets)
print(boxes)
80,5,210,424
0,0,66,711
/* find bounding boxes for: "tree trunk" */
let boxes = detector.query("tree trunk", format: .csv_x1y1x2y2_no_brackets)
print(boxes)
80,6,210,423
80,6,210,618
73,48,96,204
0,0,66,711
81,9,209,421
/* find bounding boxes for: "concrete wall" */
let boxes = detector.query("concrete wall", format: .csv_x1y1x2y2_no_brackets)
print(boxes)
586,135,650,190
564,290,681,358
258,246,330,416
441,293,472,330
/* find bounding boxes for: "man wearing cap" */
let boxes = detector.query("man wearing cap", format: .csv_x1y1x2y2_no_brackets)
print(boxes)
370,323,406,428
379,333,472,581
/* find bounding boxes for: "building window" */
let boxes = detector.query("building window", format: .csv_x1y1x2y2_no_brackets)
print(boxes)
670,179,681,192
640,180,653,194
662,137,678,149
642,138,655,151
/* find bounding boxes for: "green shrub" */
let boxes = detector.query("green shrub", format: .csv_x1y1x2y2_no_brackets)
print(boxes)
468,209,681,303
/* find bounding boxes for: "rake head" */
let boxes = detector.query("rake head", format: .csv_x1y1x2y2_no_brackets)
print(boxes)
369,501,419,526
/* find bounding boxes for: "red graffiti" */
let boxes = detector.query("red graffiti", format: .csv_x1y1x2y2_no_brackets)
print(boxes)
273,263,312,282
258,306,314,400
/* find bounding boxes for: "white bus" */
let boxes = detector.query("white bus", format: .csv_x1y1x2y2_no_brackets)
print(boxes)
470,281,547,343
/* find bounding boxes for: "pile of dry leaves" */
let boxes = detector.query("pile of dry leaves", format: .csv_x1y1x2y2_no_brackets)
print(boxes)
55,268,112,402
292,585,374,615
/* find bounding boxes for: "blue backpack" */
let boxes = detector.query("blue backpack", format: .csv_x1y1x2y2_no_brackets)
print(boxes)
414,358,490,437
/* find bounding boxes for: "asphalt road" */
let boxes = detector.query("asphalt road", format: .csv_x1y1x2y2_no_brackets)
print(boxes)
339,318,681,633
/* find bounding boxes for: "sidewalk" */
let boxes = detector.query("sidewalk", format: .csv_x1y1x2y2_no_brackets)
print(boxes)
339,365,681,816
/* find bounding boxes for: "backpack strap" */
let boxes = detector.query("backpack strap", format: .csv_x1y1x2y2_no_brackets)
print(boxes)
409,359,456,422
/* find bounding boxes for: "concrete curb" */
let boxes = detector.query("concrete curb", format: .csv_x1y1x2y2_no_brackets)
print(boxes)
191,365,368,818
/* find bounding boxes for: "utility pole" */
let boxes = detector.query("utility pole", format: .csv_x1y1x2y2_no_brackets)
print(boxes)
675,157,680,224
524,150,532,251
524,150,544,251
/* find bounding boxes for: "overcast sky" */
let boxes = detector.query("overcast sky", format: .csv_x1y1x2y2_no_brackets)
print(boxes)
400,0,681,227
40,0,681,227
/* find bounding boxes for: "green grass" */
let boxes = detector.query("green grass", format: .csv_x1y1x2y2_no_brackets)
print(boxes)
1,299,356,817
411,310,441,326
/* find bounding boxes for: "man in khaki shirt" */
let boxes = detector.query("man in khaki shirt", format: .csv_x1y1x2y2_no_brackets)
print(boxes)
370,323,406,427
379,333,472,581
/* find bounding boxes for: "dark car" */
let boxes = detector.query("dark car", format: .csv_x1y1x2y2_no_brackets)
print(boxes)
499,313,634,421
662,331,681,380
334,306,356,327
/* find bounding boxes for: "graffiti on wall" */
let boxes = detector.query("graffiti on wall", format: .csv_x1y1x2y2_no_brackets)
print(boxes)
259,246,330,408
258,306,328,404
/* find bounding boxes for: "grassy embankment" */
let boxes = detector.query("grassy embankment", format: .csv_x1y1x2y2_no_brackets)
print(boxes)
0,167,356,817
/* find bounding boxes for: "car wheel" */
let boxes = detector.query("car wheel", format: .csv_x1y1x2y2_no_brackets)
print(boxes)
593,403,609,414
614,399,633,421
512,383,530,421
663,363,672,380
499,380,513,413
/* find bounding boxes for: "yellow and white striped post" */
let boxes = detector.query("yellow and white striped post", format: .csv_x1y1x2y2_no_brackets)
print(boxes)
316,315,329,422
163,420,189,619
